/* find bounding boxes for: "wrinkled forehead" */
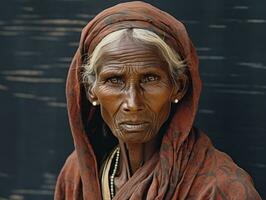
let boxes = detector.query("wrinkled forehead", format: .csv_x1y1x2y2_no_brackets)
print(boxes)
103,34,162,59
96,35,167,73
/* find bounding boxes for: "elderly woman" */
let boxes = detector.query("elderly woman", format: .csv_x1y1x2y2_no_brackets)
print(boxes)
54,2,261,200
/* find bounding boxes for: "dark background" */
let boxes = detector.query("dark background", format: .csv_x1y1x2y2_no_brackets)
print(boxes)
0,0,265,199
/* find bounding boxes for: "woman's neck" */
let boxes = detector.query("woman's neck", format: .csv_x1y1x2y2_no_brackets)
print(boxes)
119,137,160,175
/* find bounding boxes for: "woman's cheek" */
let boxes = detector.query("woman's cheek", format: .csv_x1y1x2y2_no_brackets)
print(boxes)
97,94,122,131
97,86,122,106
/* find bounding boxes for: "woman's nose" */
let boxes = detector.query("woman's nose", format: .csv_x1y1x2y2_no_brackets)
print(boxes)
122,85,144,112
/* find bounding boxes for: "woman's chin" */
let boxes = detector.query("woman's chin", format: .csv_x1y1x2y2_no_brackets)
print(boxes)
117,130,154,144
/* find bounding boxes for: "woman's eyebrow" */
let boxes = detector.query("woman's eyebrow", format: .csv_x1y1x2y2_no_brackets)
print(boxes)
98,66,126,75
107,65,162,71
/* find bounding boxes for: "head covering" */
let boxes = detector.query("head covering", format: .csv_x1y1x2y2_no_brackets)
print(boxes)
54,1,261,199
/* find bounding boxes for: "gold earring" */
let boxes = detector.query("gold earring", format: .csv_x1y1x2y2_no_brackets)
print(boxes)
92,101,97,106
174,99,179,104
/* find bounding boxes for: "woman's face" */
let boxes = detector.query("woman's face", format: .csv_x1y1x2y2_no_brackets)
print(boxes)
91,36,178,144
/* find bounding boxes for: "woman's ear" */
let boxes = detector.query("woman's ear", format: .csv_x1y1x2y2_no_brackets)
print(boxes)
171,74,189,103
84,83,99,106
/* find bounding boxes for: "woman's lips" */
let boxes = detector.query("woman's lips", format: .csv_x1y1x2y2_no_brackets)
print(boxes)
119,121,149,132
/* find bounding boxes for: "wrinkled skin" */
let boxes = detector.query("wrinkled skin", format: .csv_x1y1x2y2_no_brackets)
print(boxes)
89,34,187,174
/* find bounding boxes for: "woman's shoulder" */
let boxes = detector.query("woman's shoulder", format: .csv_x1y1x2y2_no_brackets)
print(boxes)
56,151,80,182
54,151,83,199
190,129,262,199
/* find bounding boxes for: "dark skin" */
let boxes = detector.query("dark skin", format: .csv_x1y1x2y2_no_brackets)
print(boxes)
89,35,188,175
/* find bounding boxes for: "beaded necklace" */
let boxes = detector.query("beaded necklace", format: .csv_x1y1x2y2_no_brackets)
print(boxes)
110,147,120,199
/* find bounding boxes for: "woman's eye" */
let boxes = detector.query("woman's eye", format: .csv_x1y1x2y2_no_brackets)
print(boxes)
106,76,123,85
142,74,159,83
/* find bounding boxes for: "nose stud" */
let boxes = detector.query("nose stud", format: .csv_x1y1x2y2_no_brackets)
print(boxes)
174,99,179,104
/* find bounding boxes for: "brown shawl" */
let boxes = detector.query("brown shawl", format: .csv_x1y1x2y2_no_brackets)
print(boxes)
54,1,261,199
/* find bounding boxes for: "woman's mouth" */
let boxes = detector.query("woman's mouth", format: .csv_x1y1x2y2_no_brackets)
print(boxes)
119,121,150,132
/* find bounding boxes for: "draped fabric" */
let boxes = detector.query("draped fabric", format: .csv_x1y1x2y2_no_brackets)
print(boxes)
54,1,261,199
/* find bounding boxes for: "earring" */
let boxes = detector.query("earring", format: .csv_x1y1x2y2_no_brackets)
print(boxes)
92,101,97,106
174,99,179,104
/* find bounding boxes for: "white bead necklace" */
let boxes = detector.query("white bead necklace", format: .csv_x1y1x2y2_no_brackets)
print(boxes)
110,147,120,199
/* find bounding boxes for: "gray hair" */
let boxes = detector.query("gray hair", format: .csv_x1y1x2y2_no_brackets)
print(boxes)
82,28,187,87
